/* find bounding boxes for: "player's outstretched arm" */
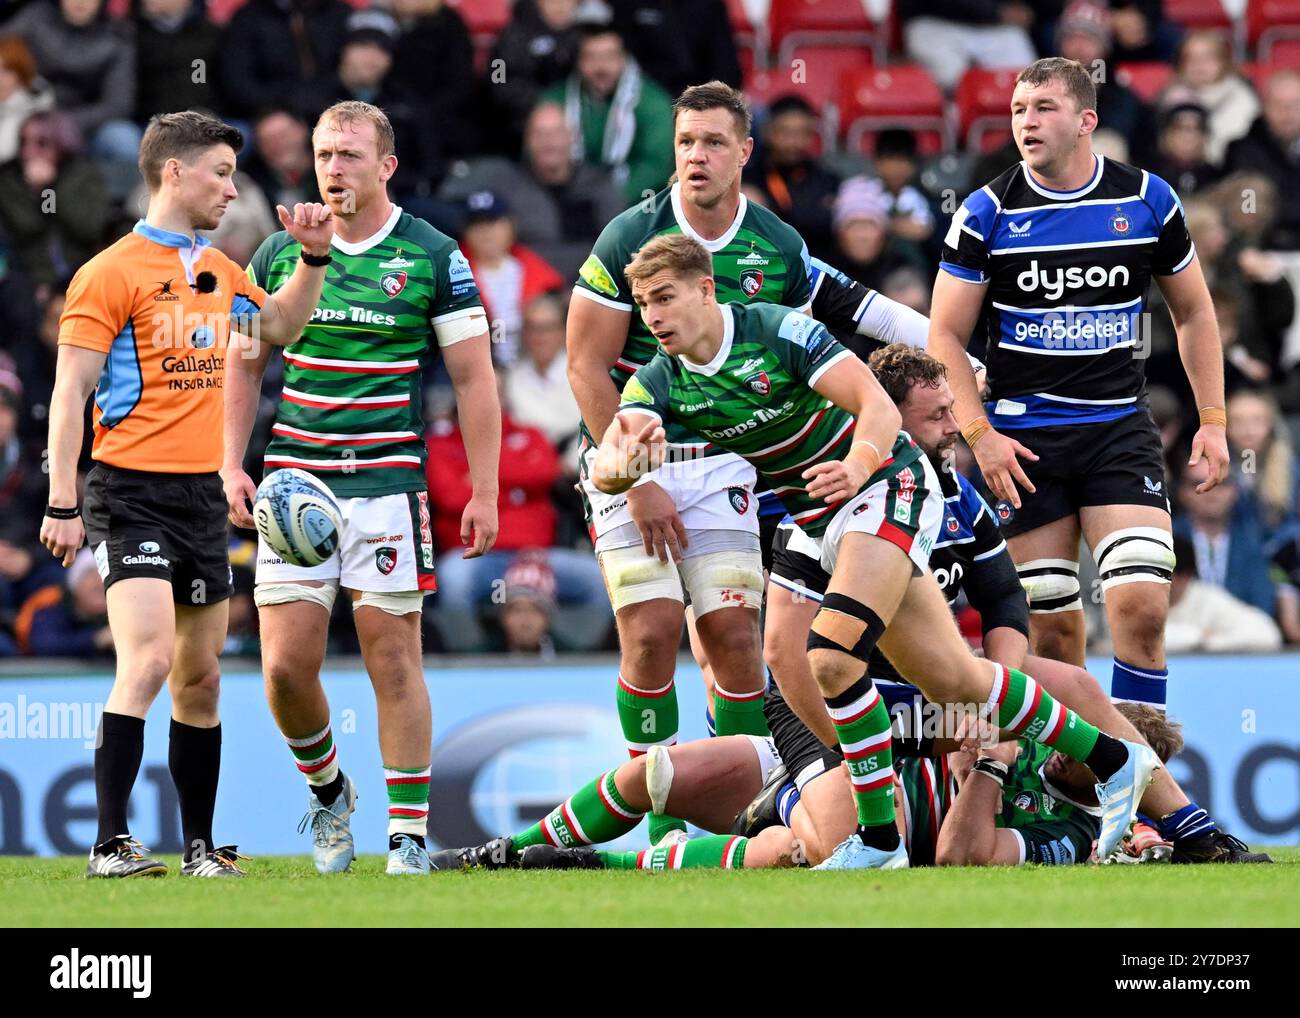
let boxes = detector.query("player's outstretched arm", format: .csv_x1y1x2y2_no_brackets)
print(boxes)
41,345,107,567
444,329,501,559
929,271,1038,508
221,335,274,529
1158,256,1229,493
802,357,901,504
255,203,334,346
592,412,666,495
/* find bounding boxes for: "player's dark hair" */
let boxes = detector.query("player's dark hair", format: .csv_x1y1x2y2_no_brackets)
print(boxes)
867,343,947,407
625,233,713,289
673,80,752,141
138,110,244,192
1015,57,1097,113
1114,702,1184,764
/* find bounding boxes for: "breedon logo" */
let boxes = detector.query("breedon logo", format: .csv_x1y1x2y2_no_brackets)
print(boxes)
1015,259,1130,301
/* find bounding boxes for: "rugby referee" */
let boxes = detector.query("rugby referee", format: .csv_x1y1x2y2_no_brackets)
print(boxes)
41,111,334,878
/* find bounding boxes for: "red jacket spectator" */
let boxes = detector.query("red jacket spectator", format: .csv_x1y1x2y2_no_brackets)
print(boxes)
425,413,559,553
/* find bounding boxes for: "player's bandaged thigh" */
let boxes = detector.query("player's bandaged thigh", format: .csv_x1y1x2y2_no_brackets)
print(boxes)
254,581,339,612
598,544,684,612
1017,558,1082,613
352,589,426,616
744,734,782,785
806,592,886,661
1094,526,1175,591
679,548,764,616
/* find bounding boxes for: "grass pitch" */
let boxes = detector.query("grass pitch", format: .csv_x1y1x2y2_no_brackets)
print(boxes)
3,849,1298,927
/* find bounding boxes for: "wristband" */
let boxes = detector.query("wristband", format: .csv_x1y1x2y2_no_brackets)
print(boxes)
971,757,1009,786
961,416,992,448
1198,406,1227,429
300,251,332,267
45,504,81,519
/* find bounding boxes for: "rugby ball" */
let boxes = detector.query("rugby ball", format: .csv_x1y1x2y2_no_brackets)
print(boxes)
253,468,342,567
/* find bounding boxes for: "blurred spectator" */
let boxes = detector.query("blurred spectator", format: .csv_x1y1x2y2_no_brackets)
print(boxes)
18,547,113,656
242,108,316,210
489,0,582,152
1223,70,1300,251
1106,1,1181,65
0,35,53,164
1160,31,1258,165
0,364,52,531
1268,520,1300,643
0,110,110,294
899,1,1037,93
741,95,839,262
1147,384,1184,455
1225,389,1298,531
222,564,259,656
326,10,440,192
219,0,350,120
6,285,64,445
540,20,674,205
1166,534,1282,653
504,293,581,453
439,102,625,281
1211,290,1274,394
460,190,564,365
830,177,927,293
134,0,221,122
609,0,741,100
1,1,138,164
1055,2,1151,157
873,129,935,250
880,265,931,316
1144,101,1220,197
486,552,566,657
1172,455,1275,614
388,0,476,164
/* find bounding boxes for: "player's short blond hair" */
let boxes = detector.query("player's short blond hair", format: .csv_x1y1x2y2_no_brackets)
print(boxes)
314,100,395,159
624,234,714,290
1114,702,1185,764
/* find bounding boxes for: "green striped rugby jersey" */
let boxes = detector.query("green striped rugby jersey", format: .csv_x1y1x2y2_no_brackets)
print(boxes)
998,741,1101,834
618,301,921,537
246,207,483,497
575,182,812,448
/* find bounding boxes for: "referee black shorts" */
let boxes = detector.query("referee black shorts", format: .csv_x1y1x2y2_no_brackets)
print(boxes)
83,464,232,606
992,407,1169,539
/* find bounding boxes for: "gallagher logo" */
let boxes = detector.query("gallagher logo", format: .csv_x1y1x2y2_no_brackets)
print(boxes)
375,546,397,575
728,487,749,514
381,270,408,298
740,268,764,297
745,370,770,397
1108,209,1132,236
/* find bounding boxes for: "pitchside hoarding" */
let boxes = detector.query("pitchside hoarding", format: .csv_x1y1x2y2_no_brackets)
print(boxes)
0,658,1296,856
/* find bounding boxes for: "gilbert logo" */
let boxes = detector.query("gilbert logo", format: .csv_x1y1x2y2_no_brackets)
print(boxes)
50,949,151,998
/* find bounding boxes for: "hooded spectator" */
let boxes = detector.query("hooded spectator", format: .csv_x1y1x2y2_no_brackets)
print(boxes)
830,177,927,293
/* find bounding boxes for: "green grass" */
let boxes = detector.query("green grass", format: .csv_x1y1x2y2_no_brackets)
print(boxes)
4,849,1298,927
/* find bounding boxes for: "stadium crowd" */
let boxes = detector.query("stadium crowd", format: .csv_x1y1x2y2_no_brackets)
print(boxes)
0,0,1298,658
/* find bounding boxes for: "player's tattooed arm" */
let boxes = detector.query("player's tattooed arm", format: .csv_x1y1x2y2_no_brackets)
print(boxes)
256,203,335,346
592,412,666,495
803,357,901,504
1158,256,1229,493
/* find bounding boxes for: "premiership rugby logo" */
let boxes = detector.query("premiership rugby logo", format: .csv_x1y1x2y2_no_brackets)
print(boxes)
728,487,749,515
381,270,408,298
740,268,764,297
1108,209,1132,236
745,370,770,396
375,546,397,575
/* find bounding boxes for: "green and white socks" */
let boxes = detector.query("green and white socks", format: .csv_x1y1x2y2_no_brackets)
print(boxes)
616,674,685,843
598,834,749,870
513,770,644,849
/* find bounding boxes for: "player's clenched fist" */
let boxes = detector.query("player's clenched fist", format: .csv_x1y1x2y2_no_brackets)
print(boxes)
40,514,85,568
277,202,334,257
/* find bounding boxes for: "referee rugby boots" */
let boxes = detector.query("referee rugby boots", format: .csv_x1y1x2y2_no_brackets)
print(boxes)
85,835,169,879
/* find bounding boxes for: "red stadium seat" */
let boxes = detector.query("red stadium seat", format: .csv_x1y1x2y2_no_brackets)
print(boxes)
1164,0,1232,30
728,0,769,79
769,0,884,66
1115,62,1175,103
954,68,1020,152
840,64,951,156
446,0,511,39
1240,61,1296,95
1247,0,1300,61
1259,37,1300,69
771,45,872,109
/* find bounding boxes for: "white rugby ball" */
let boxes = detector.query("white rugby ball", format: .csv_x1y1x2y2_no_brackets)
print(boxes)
253,468,342,567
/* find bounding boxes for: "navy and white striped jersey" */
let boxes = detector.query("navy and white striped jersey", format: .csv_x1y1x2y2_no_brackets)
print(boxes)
940,156,1195,429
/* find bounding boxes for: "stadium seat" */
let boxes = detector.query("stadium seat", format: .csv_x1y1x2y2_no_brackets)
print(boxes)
1164,0,1232,31
771,44,872,109
769,0,885,67
1115,62,1175,103
1247,0,1300,63
840,64,951,156
954,68,1021,152
446,0,511,40
728,0,769,74
743,68,836,154
1240,61,1294,94
1260,37,1300,69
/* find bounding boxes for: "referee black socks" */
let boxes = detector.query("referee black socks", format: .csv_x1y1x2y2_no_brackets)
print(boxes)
95,712,145,845
170,719,222,863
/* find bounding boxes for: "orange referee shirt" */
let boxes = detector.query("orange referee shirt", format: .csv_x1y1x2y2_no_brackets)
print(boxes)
59,221,270,473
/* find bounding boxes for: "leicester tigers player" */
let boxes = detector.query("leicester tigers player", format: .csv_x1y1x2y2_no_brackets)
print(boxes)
593,234,1159,869
223,102,500,876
